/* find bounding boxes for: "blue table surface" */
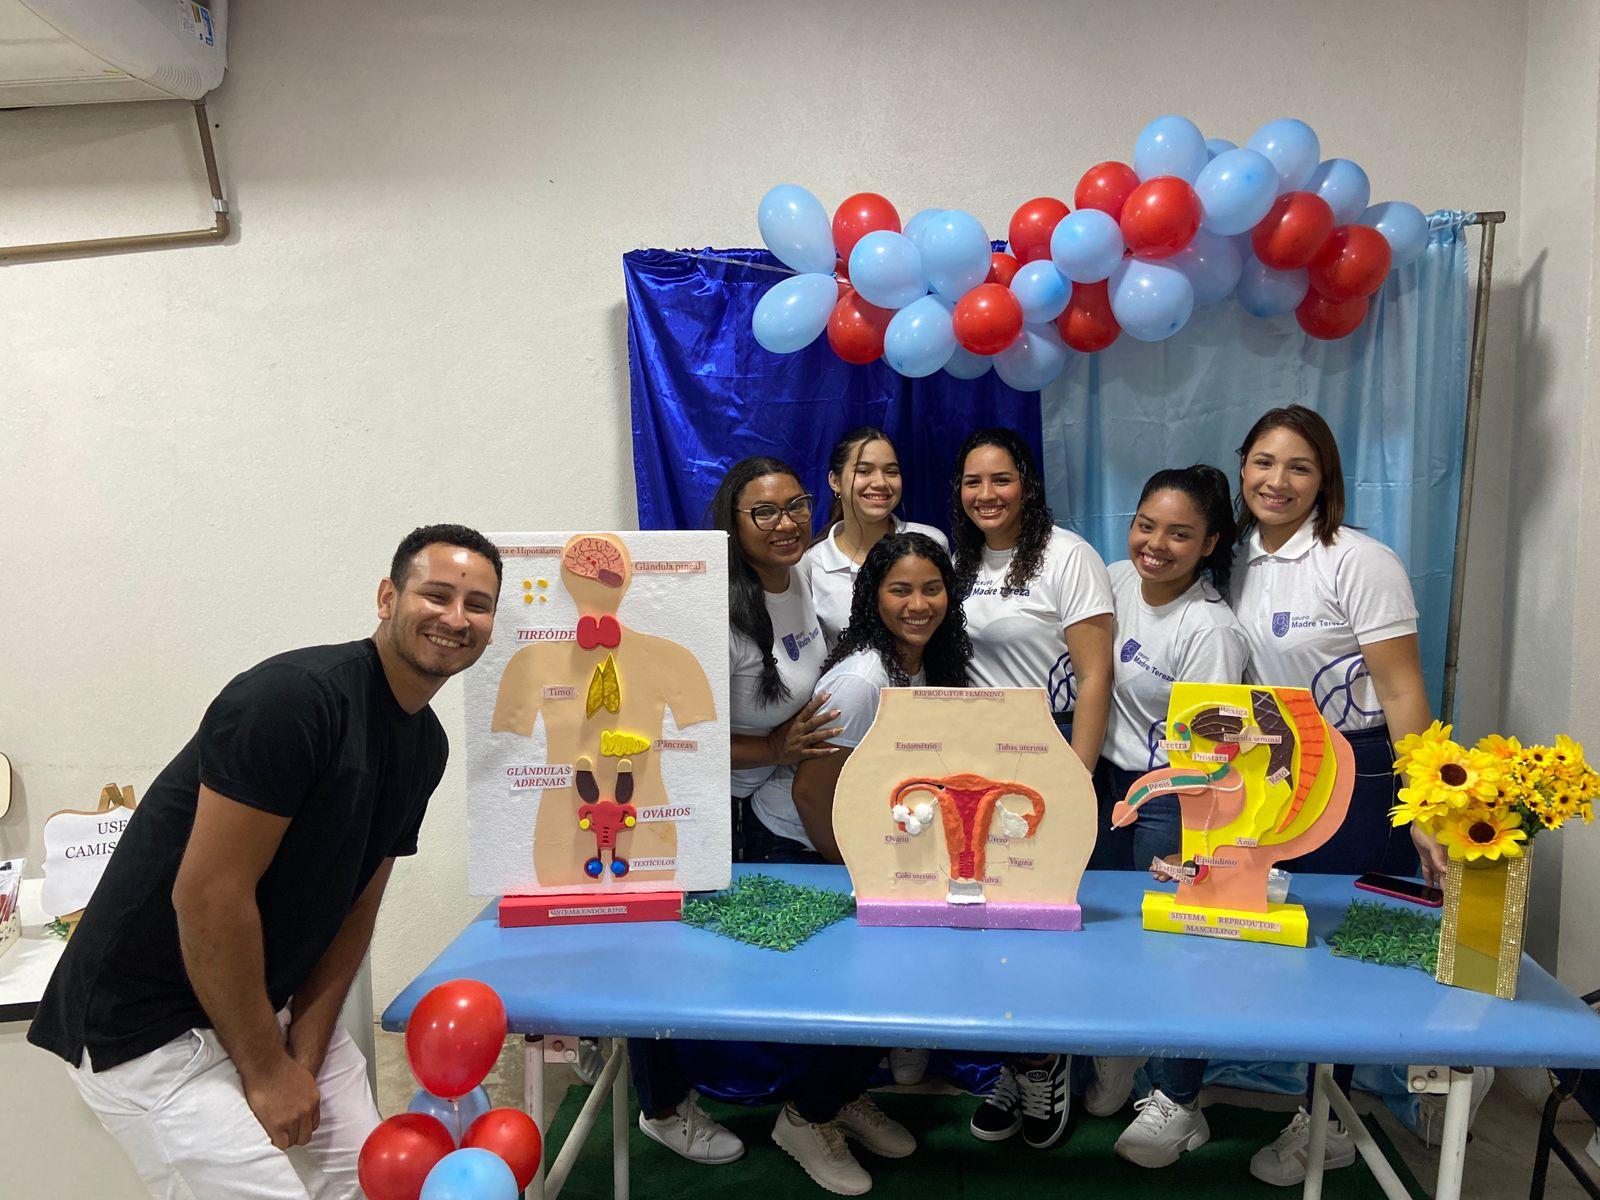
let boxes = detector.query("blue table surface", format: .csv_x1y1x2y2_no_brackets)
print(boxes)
383,866,1600,1068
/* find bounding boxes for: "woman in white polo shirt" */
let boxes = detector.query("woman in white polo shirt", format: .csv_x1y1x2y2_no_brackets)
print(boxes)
952,427,1114,1154
799,426,948,649
1230,404,1447,1188
1085,465,1249,1172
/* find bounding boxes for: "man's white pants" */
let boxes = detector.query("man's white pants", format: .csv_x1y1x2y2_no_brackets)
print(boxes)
68,1023,381,1200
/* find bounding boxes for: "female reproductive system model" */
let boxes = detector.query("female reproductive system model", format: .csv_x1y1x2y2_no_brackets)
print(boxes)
834,688,1097,931
1111,682,1354,947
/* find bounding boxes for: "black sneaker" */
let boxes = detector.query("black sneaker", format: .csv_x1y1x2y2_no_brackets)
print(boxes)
969,1064,1022,1141
1018,1054,1071,1149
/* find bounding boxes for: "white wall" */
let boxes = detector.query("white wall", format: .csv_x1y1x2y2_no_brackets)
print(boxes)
0,0,1548,1021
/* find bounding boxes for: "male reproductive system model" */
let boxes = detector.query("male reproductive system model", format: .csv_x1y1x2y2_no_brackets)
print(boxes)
834,688,1096,930
1112,682,1353,946
467,532,730,895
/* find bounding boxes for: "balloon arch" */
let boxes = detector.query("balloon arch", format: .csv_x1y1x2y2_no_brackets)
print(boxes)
752,115,1429,392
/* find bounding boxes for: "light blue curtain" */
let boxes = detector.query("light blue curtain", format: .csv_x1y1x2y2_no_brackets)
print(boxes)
1040,212,1473,710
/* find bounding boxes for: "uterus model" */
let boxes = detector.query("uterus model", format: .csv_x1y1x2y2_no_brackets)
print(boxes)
834,688,1095,931
489,533,718,890
1113,682,1353,947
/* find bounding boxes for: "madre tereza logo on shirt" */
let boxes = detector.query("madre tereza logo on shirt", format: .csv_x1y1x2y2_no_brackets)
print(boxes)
1119,638,1175,683
780,625,821,662
969,581,1031,600
1272,611,1342,638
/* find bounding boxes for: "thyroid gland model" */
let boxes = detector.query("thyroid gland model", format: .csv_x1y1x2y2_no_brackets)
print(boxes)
833,688,1096,930
1113,682,1353,947
481,533,725,893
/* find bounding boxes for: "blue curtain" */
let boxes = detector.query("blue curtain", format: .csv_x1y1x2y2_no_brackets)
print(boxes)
626,248,1041,537
1039,213,1471,710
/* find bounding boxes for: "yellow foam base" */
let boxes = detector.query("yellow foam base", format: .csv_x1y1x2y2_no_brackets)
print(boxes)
1142,891,1309,947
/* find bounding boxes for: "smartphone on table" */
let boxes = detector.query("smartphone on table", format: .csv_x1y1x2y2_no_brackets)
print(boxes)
1354,872,1443,908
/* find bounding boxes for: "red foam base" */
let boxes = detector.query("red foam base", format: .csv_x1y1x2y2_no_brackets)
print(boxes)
498,891,683,928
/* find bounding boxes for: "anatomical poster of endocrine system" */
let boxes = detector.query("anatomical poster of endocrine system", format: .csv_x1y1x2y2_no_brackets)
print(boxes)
465,531,730,897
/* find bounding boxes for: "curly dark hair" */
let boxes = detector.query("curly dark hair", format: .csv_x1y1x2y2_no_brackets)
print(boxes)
708,455,805,706
949,428,1054,593
821,532,970,687
389,524,503,592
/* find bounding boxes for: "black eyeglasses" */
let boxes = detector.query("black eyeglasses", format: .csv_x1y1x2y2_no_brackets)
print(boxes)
737,494,815,530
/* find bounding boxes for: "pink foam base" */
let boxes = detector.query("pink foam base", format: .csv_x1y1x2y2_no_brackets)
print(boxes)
856,899,1082,931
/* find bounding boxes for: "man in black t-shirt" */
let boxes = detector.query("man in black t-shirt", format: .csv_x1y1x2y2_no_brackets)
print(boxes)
29,523,502,1200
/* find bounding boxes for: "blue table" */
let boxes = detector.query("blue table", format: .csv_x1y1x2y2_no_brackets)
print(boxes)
383,866,1600,1200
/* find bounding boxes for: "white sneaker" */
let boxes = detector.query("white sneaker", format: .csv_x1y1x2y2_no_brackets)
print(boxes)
836,1094,916,1158
1085,1055,1145,1117
638,1092,745,1165
1113,1089,1210,1168
889,1048,930,1085
772,1104,872,1195
1248,1107,1356,1186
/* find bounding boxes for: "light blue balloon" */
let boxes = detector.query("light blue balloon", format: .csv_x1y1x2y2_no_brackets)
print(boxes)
943,344,994,380
848,231,926,310
903,208,943,249
1134,115,1209,183
1206,137,1237,161
1235,255,1309,317
1308,158,1371,225
420,1148,519,1200
1050,209,1125,283
1172,229,1243,305
757,184,836,275
751,273,838,353
1109,258,1195,342
1246,119,1321,193
994,323,1070,391
408,1085,492,1145
919,210,991,301
1009,260,1070,324
883,295,956,378
1360,200,1429,268
1194,148,1280,236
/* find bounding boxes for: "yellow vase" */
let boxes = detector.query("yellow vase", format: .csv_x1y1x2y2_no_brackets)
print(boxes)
1435,845,1532,999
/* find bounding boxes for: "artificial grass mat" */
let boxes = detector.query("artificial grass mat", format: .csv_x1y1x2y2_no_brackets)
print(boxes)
1328,900,1442,974
543,1085,1423,1199
681,874,856,951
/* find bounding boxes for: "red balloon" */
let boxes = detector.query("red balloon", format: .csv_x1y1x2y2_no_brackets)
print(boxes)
1296,288,1369,339
1008,198,1070,265
359,1114,454,1200
832,193,901,260
953,283,1024,355
463,1108,544,1191
1119,177,1202,260
1308,225,1392,301
1074,161,1142,222
827,288,894,364
1056,280,1121,353
405,980,507,1101
986,252,1021,287
1253,192,1336,271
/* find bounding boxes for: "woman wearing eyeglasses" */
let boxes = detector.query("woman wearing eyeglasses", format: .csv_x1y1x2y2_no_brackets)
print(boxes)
712,456,846,864
799,427,949,650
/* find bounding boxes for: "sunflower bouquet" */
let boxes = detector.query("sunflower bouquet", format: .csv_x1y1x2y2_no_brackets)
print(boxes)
1390,722,1598,861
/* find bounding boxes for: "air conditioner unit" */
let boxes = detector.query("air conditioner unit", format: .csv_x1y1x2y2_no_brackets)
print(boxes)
0,0,226,107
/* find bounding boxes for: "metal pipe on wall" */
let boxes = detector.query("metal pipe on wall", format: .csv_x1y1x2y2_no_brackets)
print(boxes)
0,100,230,263
1439,210,1506,725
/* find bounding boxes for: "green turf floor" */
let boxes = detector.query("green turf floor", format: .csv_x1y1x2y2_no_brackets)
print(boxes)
543,1087,1423,1199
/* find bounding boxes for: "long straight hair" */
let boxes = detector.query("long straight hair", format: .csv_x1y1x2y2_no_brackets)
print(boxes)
1234,405,1346,546
708,456,804,705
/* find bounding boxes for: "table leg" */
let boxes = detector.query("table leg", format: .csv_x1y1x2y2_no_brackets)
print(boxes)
612,1038,630,1200
1324,1069,1414,1200
1433,1068,1476,1200
525,1035,546,1200
1304,1063,1333,1200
